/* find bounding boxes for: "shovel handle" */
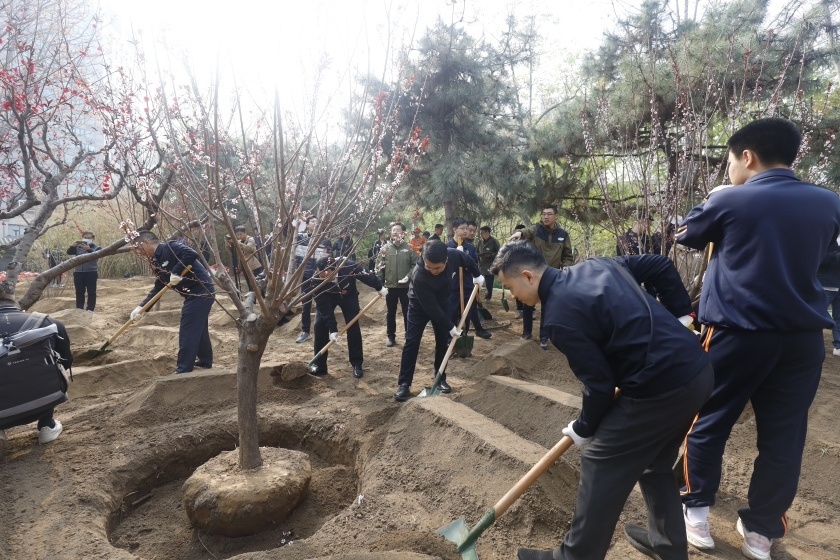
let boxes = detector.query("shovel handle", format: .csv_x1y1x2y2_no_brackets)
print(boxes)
429,284,480,390
310,292,383,361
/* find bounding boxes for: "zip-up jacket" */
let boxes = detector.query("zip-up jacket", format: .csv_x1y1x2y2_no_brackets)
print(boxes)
309,261,383,330
818,238,840,290
378,240,418,288
66,241,100,273
522,223,574,268
140,242,215,306
408,248,481,332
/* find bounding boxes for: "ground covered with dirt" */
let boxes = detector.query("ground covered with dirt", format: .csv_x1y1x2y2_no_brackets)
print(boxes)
1,278,839,559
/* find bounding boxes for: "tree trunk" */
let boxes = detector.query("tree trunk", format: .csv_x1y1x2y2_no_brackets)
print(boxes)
0,225,44,301
237,319,271,470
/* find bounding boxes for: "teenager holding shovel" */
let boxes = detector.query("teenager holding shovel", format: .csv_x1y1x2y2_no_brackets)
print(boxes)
308,256,386,379
493,241,712,560
393,241,483,402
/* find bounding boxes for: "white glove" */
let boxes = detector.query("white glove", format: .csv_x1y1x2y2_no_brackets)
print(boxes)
378,287,389,297
130,306,144,320
398,275,410,284
168,272,183,286
677,314,695,329
456,245,464,252
329,331,340,342
561,420,592,448
473,275,485,287
449,325,462,337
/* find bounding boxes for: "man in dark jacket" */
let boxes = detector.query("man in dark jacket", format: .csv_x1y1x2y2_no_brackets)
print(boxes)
293,216,331,344
676,118,840,559
394,241,483,401
819,236,840,356
66,231,100,312
447,218,491,340
309,257,386,378
131,231,216,375
493,241,712,560
0,297,72,444
476,226,500,300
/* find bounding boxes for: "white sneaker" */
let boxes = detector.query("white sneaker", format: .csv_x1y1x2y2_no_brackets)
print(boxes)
832,348,840,356
38,420,63,444
736,518,772,560
684,505,715,550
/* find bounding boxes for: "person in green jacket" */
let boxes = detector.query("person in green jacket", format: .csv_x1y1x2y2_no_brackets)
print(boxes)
377,223,419,347
476,225,501,301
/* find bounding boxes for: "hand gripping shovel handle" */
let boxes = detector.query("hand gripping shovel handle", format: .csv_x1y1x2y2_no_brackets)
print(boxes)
308,292,383,366
456,435,574,554
428,284,480,391
97,264,193,353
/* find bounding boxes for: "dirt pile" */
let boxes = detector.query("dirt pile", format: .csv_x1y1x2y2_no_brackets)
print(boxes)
0,278,838,559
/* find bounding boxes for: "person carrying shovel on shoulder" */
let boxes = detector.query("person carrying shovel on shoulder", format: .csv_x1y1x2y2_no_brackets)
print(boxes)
393,240,483,402
308,256,387,379
492,241,712,560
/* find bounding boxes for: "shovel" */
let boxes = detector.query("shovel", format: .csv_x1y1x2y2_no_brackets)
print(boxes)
500,286,509,312
76,264,193,360
438,435,574,559
418,284,479,397
307,292,383,369
453,266,475,358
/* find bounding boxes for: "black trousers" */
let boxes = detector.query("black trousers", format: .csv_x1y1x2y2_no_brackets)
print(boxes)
682,329,823,539
397,302,450,387
73,271,98,311
175,295,213,373
554,366,713,560
385,287,409,339
448,288,482,333
300,273,314,333
244,266,264,293
522,304,547,340
311,296,363,370
483,273,494,299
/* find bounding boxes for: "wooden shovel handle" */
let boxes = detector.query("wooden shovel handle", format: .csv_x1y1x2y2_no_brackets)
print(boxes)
493,436,574,517
313,292,383,358
437,283,480,377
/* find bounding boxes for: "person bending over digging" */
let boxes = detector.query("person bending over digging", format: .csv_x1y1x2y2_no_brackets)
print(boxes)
492,241,713,560
308,256,386,379
393,240,483,402
130,230,215,375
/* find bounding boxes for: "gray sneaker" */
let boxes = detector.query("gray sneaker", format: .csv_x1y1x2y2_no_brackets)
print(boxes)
295,332,310,344
38,420,63,444
0,429,6,441
736,518,772,560
684,506,714,550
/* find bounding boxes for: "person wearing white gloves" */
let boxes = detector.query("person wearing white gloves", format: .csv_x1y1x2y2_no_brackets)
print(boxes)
307,256,385,379
492,241,713,560
377,223,418,347
394,240,483,401
131,230,215,375
446,218,492,341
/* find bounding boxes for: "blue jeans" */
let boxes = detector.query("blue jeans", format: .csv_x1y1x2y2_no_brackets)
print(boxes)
825,289,840,349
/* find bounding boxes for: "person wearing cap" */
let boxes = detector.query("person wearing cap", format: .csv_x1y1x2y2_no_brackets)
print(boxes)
308,256,386,379
232,225,263,292
394,240,483,401
409,226,426,254
377,223,418,347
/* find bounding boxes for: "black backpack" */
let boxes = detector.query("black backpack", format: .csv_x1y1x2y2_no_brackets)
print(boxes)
0,312,69,430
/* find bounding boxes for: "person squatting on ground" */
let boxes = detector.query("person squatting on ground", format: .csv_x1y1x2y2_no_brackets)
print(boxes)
293,215,331,344
377,223,418,348
510,207,574,348
233,225,264,292
491,242,713,560
818,234,840,357
447,218,491,340
308,256,386,379
393,241,483,402
675,117,840,560
67,231,100,312
130,231,216,375
476,225,500,301
0,297,72,444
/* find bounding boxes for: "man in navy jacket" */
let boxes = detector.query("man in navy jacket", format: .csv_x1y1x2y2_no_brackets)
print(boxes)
676,117,840,560
131,230,216,375
494,241,712,560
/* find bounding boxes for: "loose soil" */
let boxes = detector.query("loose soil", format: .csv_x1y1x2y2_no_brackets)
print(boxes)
1,279,838,559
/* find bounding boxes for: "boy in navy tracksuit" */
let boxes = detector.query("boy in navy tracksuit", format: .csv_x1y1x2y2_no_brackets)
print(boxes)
308,257,386,379
676,117,840,560
394,241,483,401
494,242,712,560
131,231,216,375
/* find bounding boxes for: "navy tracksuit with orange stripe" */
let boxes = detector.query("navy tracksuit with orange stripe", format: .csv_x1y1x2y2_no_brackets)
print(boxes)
678,168,840,540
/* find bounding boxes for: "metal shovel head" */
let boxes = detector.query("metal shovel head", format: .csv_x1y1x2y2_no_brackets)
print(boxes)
417,384,441,398
437,518,479,560
454,333,474,358
75,344,113,361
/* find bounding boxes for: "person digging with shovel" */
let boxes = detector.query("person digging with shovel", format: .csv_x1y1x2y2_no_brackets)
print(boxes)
308,256,386,379
492,241,713,560
393,240,483,402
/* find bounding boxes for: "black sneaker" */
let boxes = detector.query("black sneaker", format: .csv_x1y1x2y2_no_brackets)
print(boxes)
386,337,396,347
394,384,410,401
438,378,452,394
475,329,492,339
295,332,310,344
521,332,532,340
194,361,212,369
352,365,363,379
624,524,664,560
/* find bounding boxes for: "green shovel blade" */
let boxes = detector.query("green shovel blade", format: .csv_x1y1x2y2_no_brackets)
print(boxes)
437,518,479,560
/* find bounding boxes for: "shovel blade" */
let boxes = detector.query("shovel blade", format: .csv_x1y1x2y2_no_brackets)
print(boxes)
501,297,509,312
417,385,441,398
454,334,474,358
437,518,479,560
